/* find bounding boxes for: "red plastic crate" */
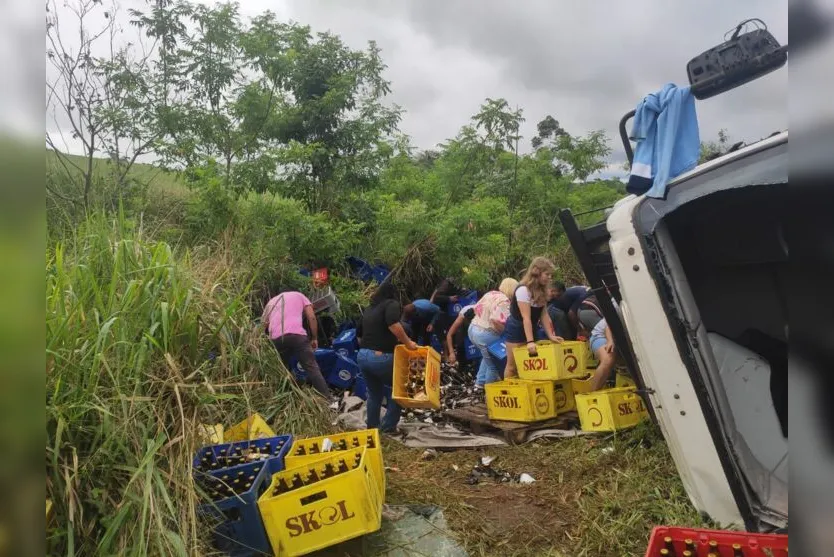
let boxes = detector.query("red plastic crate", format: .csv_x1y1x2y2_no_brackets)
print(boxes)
645,526,788,557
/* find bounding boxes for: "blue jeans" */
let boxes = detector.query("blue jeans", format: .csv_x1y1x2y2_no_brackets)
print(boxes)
357,349,402,432
468,324,503,386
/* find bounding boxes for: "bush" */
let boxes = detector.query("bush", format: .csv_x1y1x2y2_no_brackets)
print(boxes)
46,212,329,555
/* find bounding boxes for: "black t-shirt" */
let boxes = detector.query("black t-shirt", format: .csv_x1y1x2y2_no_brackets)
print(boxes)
358,300,402,353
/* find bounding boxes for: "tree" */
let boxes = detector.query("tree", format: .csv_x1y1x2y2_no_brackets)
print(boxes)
46,0,160,211
531,115,611,181
699,128,730,163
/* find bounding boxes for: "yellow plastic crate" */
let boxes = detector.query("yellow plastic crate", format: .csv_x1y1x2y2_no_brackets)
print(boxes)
571,374,595,395
284,429,384,496
197,423,224,445
485,379,558,422
553,378,576,414
583,341,599,370
514,340,587,381
224,413,276,442
258,447,383,557
392,345,441,409
575,387,649,432
615,369,636,388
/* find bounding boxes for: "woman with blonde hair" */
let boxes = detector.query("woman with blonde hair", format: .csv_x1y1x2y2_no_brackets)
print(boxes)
468,277,519,386
504,257,564,379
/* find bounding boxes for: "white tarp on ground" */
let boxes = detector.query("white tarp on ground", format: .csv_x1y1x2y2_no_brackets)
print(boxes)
335,396,597,449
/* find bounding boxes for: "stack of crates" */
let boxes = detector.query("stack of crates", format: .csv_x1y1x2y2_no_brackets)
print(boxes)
193,435,293,556
259,430,384,556
289,349,359,389
484,340,588,423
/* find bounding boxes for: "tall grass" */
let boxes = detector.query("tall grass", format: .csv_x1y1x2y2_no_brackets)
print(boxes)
46,212,330,556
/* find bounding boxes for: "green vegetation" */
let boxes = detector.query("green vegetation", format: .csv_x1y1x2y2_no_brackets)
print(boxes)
45,1,701,556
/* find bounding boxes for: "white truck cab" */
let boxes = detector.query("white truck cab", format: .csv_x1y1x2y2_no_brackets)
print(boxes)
560,19,789,533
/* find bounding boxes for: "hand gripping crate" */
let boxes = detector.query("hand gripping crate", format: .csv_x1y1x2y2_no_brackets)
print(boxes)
575,386,649,432
284,429,384,497
258,447,383,557
224,414,276,442
196,460,274,556
514,340,587,381
645,525,788,557
193,435,293,477
392,345,441,409
485,379,558,422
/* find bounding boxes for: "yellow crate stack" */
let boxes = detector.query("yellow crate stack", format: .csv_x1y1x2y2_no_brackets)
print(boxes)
485,377,576,423
258,447,383,557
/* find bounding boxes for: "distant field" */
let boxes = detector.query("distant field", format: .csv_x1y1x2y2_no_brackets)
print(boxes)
46,150,187,197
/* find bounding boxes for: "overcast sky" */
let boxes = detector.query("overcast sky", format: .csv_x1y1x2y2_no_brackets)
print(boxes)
44,0,789,177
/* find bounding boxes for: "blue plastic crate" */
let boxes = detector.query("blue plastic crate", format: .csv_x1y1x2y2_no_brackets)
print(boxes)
448,291,479,316
351,373,392,408
327,353,359,389
464,335,481,361
429,333,443,355
371,265,390,284
488,338,508,369
288,348,338,382
346,256,374,282
196,459,276,556
332,328,358,360
352,372,368,400
193,435,294,476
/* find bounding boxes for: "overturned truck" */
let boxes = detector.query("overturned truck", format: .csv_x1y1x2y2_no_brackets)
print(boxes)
561,20,788,533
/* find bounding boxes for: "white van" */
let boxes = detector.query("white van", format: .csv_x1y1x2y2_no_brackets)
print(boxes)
560,20,789,533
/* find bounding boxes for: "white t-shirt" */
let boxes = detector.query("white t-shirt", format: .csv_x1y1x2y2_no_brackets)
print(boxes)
590,318,608,341
514,286,544,307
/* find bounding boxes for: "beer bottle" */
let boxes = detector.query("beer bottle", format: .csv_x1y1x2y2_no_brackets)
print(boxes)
352,436,360,448
708,540,719,552
732,543,744,556
323,463,335,479
291,473,304,489
683,539,696,552
681,551,692,557
337,458,349,473
296,445,306,456
663,536,676,556
659,549,670,557
366,435,376,449
339,438,348,450
307,469,320,483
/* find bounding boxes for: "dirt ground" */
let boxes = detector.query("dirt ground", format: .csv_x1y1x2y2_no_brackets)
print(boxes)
377,422,710,557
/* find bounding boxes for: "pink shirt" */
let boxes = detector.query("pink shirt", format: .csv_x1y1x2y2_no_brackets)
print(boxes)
263,292,312,339
472,291,511,332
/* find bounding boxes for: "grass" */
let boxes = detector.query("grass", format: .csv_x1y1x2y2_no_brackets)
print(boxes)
45,211,331,555
381,422,711,557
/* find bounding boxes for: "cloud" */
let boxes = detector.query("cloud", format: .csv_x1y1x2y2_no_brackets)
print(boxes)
277,0,788,161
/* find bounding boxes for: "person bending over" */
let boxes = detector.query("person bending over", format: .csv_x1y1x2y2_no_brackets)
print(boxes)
263,290,330,398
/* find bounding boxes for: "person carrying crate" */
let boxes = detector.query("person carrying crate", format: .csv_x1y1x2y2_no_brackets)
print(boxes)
503,257,565,379
468,277,518,386
263,290,330,398
357,282,418,433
